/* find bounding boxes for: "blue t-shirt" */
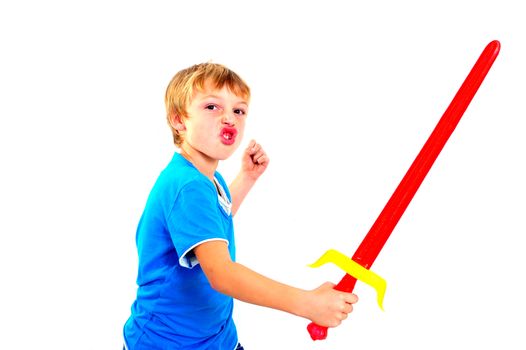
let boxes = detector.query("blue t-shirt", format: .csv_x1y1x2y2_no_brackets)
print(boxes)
124,152,238,350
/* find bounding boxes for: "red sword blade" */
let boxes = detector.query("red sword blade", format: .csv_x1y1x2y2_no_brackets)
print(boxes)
308,40,500,341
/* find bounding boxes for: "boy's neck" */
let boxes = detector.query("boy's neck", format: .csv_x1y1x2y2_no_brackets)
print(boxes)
180,146,218,181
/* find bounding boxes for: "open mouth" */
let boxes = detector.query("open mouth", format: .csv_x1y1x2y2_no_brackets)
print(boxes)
220,127,237,145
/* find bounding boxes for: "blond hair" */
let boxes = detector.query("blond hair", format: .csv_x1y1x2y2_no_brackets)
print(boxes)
165,62,251,146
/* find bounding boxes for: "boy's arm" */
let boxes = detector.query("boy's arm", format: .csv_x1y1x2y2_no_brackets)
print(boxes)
194,240,358,328
229,140,268,216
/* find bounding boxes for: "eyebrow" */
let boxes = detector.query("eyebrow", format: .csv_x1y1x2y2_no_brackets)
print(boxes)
200,94,248,107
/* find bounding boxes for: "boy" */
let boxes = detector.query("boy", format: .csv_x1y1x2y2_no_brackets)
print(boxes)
123,63,358,349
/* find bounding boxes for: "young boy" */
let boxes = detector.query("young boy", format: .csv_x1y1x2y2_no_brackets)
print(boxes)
123,63,358,349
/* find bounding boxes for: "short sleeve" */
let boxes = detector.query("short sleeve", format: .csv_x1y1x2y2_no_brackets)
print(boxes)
167,179,228,269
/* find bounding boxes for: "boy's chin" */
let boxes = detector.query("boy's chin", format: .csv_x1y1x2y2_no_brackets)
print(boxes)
216,150,237,160
217,144,240,159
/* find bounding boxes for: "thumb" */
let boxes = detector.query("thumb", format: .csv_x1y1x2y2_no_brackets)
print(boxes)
320,281,336,290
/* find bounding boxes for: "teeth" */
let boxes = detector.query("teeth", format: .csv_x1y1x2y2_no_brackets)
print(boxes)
223,133,231,140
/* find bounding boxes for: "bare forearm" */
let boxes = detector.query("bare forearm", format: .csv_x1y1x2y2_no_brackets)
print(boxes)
230,140,269,216
195,240,357,328
211,260,309,319
229,172,256,216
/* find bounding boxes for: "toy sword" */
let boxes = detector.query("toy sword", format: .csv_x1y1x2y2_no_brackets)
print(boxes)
307,40,501,341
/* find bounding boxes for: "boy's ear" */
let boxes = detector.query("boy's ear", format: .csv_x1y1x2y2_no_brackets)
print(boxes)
168,113,186,132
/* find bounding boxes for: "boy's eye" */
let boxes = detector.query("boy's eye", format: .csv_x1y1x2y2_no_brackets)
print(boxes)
205,104,218,111
234,109,246,115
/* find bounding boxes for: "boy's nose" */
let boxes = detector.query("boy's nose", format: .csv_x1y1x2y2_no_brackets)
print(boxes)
222,112,235,125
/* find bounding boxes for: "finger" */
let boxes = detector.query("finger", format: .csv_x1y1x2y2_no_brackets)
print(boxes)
253,155,269,165
250,143,261,156
334,312,346,321
248,140,258,150
329,318,342,328
251,150,266,163
342,303,354,314
337,299,353,313
245,140,256,154
250,148,263,158
342,293,359,304
247,139,256,151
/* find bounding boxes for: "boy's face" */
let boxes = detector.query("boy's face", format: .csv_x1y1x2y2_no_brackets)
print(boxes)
181,81,248,161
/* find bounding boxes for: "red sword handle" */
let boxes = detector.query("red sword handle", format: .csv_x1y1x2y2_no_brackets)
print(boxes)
308,40,500,341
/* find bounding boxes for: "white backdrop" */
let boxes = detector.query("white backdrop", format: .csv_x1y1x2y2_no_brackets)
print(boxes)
1,1,525,349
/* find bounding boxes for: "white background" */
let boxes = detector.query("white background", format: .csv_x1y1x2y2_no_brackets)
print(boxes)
1,1,525,349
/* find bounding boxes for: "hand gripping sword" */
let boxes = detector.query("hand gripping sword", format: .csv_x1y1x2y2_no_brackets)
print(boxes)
307,40,501,341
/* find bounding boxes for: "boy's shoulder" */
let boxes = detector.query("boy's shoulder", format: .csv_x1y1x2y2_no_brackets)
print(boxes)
157,153,213,192
161,153,200,181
